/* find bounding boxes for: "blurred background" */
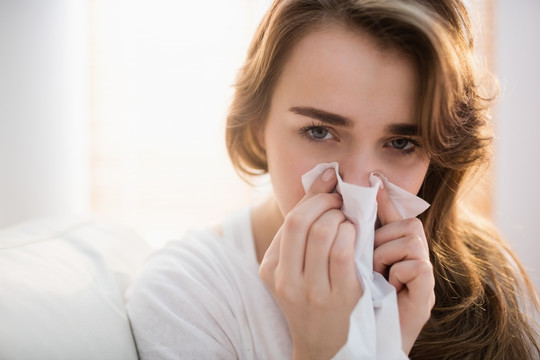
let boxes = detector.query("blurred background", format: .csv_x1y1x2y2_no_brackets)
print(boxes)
0,0,538,292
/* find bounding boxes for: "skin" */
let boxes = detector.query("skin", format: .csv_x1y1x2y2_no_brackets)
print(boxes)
253,24,435,359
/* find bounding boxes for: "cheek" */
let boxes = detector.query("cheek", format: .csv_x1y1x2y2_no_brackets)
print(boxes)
389,159,430,195
264,124,325,216
268,158,308,216
265,144,310,215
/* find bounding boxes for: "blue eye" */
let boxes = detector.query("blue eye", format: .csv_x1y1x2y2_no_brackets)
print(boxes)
390,138,414,150
299,124,335,141
386,138,420,154
310,127,330,139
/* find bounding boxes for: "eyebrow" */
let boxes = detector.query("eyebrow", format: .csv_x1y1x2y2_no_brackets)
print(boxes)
385,123,419,136
289,106,353,128
289,106,419,135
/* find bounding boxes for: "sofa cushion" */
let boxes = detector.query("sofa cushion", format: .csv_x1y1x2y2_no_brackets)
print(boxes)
0,216,152,360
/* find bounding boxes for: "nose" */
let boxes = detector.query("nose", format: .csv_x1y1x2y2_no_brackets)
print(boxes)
338,148,380,187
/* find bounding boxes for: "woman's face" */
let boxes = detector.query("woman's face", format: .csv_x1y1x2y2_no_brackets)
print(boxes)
260,25,430,217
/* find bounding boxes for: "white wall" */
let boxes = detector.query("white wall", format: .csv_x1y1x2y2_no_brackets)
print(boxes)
494,0,540,292
0,0,90,227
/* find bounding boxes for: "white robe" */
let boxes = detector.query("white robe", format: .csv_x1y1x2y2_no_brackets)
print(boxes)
126,208,293,360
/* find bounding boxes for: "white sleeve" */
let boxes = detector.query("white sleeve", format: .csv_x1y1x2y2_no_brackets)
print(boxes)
126,234,242,360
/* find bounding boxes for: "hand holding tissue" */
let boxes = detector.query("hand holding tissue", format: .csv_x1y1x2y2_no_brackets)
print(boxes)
301,163,430,359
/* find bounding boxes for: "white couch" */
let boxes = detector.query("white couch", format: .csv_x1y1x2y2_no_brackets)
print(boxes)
0,216,153,360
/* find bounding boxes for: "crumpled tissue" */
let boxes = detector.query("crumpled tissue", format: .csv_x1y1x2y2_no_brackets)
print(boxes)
301,162,430,360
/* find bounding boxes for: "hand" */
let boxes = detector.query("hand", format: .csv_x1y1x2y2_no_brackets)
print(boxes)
259,169,362,360
373,180,435,354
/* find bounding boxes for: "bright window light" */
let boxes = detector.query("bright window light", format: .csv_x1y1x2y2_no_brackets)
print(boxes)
91,0,272,247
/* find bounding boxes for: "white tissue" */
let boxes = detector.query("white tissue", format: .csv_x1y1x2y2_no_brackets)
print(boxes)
301,162,430,360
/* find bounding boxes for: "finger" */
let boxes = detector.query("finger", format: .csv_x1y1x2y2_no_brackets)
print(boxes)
301,168,338,201
388,259,435,305
279,192,342,277
329,221,360,297
391,259,435,354
372,234,429,275
258,228,282,289
375,175,403,226
260,227,283,269
304,209,345,289
374,218,427,251
277,167,339,279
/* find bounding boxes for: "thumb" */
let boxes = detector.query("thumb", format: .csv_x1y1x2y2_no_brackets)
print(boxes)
376,176,403,226
305,167,338,197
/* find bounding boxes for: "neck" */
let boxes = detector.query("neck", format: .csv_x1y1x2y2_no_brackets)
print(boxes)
251,196,283,263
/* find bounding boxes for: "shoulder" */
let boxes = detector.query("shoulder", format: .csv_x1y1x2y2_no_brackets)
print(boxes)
125,208,266,359
125,230,234,358
423,214,539,357
133,207,256,285
459,216,540,337
126,209,257,317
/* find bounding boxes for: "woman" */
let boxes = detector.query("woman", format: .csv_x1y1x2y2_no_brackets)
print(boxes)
127,0,540,358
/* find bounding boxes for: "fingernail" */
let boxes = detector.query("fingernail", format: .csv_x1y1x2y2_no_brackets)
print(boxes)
322,168,335,182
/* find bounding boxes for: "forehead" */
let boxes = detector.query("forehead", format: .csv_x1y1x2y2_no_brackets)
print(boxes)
271,24,419,127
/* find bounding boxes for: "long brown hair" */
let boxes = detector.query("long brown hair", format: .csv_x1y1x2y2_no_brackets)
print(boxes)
226,0,540,358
